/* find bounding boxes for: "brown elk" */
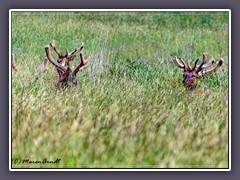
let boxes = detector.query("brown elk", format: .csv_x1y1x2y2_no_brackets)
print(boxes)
172,53,224,89
37,40,91,89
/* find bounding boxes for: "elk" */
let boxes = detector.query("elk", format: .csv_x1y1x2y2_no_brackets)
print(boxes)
172,53,224,89
37,40,91,89
12,54,17,71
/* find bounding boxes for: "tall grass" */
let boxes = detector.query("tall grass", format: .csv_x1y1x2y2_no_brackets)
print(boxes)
11,11,229,168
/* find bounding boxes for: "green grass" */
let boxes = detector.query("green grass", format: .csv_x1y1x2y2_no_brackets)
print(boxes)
11,11,229,168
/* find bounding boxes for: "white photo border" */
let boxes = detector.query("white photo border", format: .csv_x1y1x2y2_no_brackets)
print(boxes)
9,9,231,171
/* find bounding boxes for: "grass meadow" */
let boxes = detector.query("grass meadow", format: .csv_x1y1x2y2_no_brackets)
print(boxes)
11,11,229,168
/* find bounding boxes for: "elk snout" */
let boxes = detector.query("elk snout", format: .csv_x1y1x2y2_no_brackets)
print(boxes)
182,73,197,88
182,76,188,84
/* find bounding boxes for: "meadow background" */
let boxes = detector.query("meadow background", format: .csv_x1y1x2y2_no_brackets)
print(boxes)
11,11,229,168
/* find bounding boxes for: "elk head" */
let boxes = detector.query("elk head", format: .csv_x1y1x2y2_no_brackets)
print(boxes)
37,40,91,89
172,53,224,89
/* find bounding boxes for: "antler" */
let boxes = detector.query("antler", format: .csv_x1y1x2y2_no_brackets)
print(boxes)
187,60,192,70
178,58,187,69
201,58,224,76
191,58,199,71
71,51,91,86
50,40,84,59
195,53,222,77
50,40,63,58
172,56,185,69
12,54,17,71
45,45,66,73
202,58,215,68
65,42,84,57
196,53,208,73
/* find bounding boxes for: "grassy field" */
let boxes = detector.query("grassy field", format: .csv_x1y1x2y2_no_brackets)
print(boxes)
11,11,229,168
